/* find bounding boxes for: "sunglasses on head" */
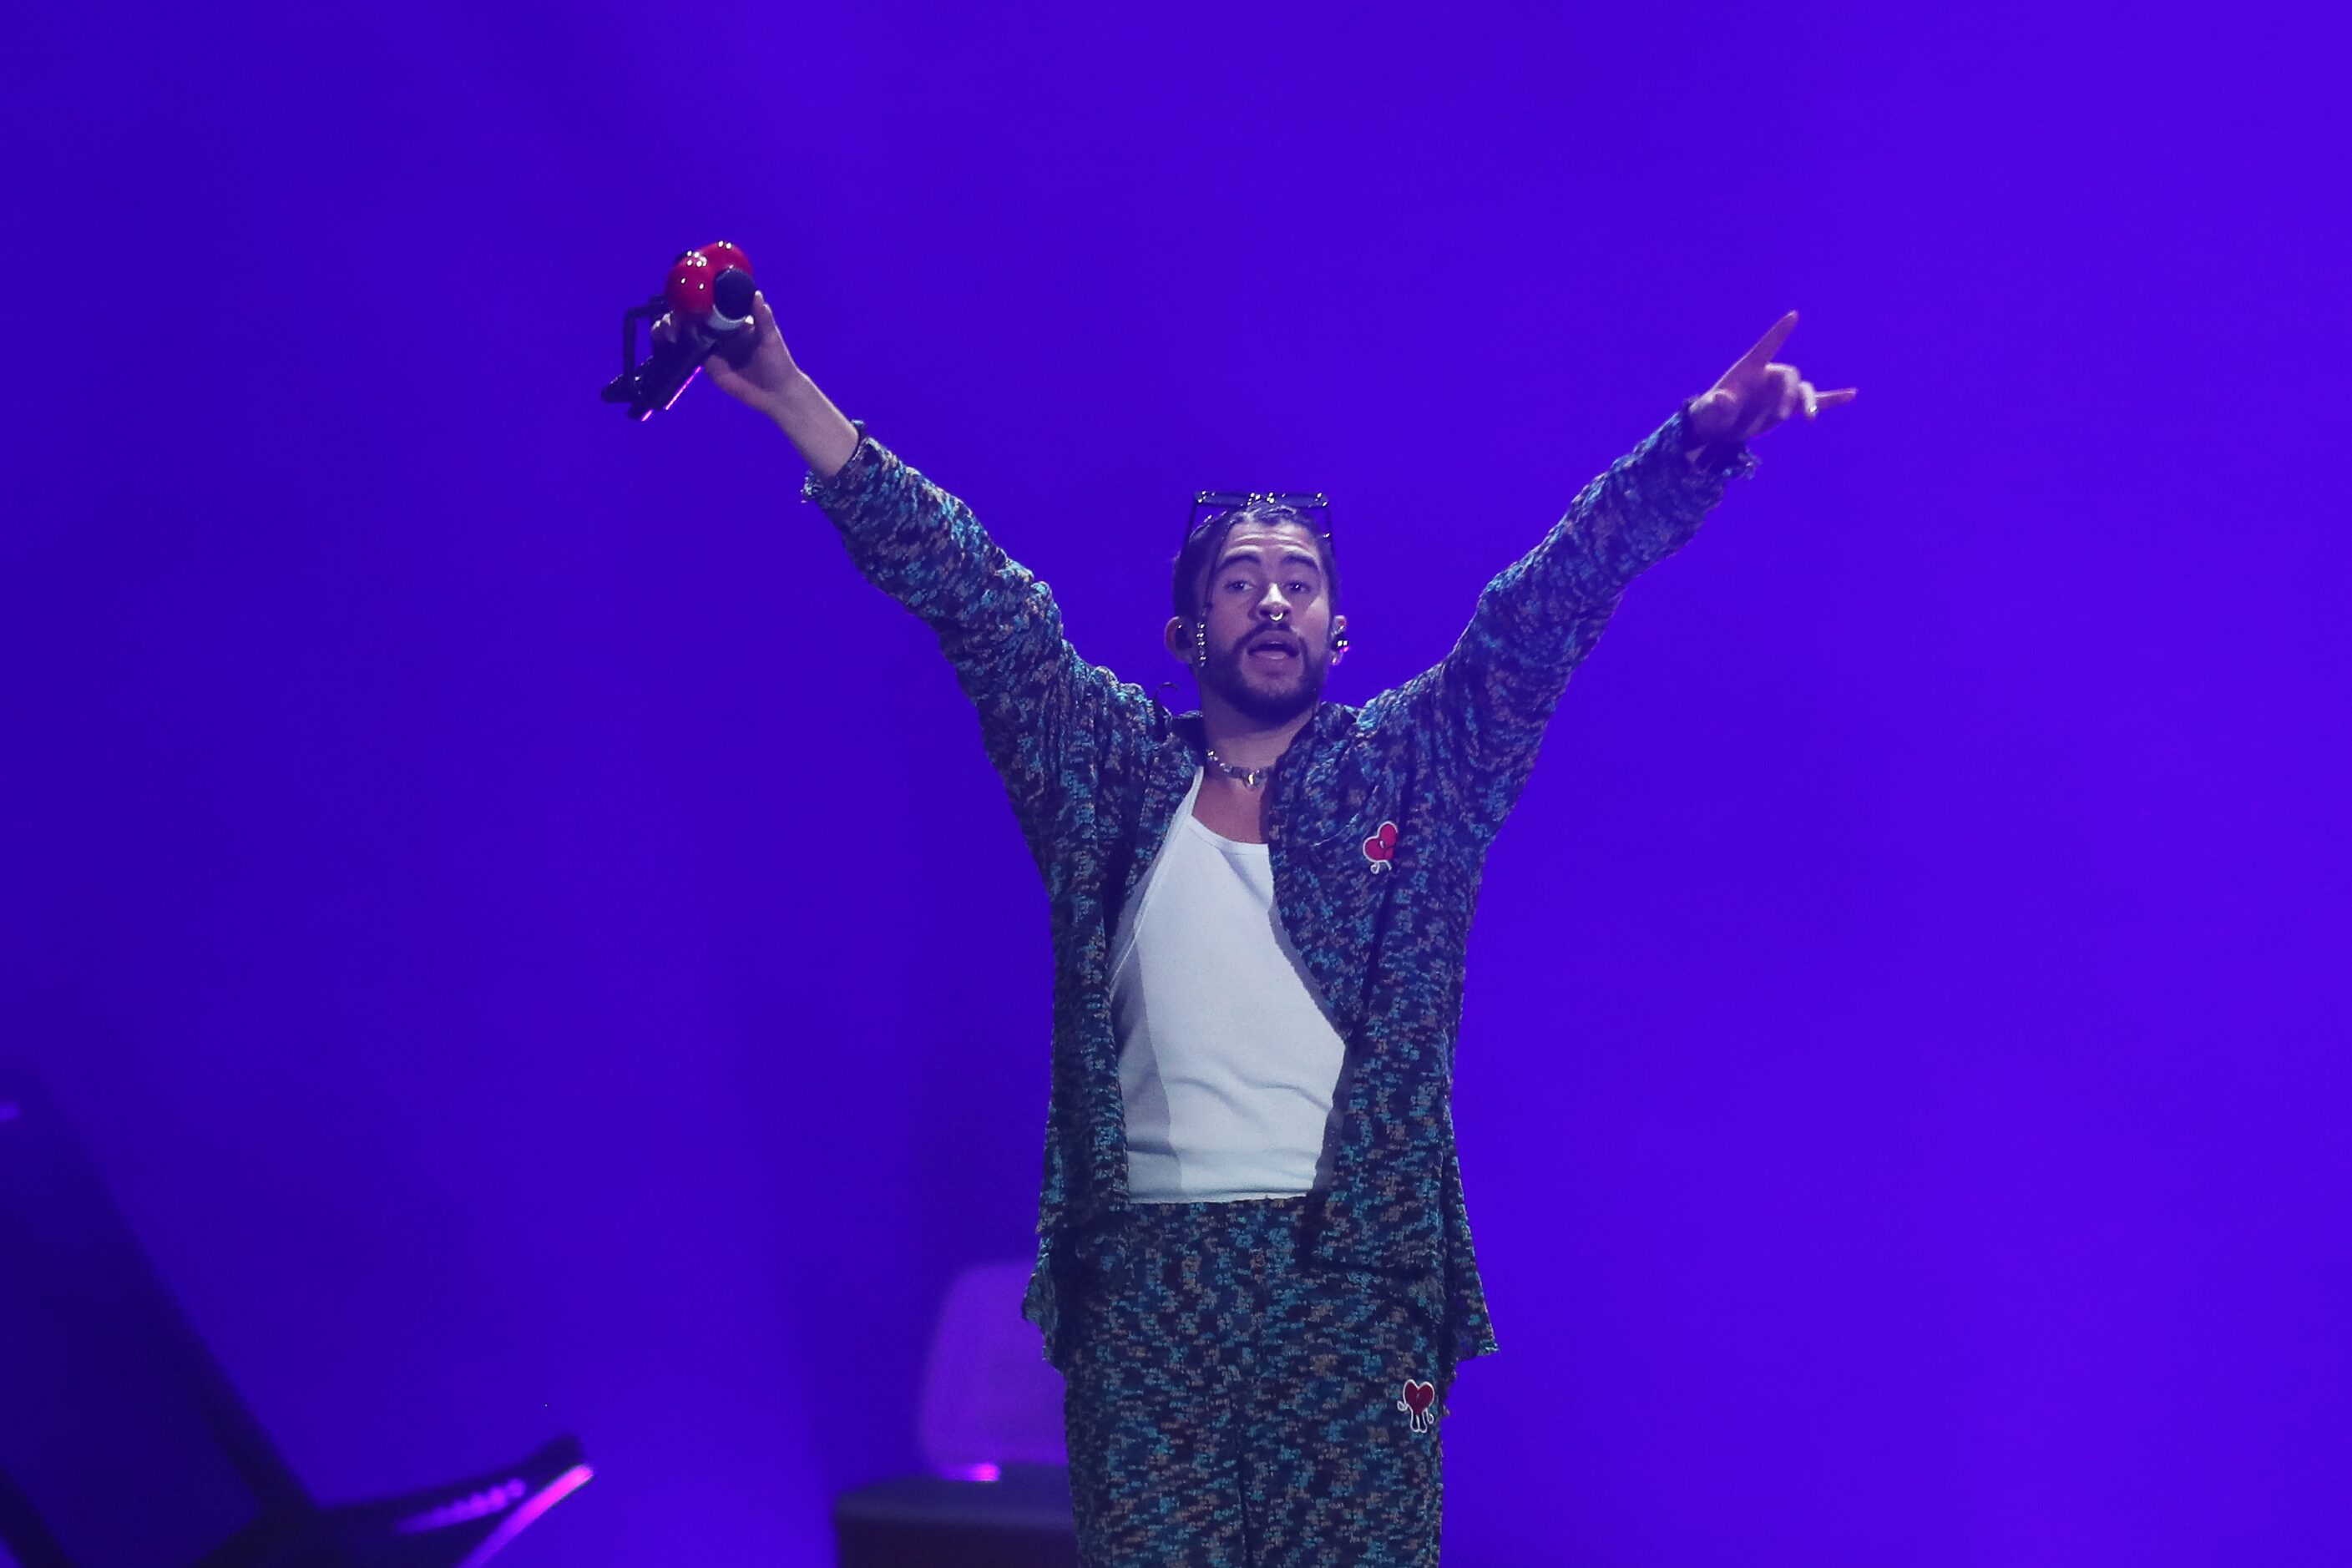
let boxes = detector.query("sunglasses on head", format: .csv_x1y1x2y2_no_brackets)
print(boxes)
1184,491,1333,546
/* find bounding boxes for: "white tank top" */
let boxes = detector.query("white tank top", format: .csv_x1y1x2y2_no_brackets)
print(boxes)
1111,771,1349,1202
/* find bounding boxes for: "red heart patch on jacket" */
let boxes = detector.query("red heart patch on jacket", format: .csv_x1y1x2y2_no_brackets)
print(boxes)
1362,821,1399,864
1396,1377,1438,1433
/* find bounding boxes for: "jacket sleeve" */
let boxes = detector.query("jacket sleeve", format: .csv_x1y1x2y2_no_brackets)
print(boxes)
802,431,1151,832
1384,407,1756,840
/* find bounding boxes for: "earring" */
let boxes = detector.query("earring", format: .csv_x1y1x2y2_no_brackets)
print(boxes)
1191,620,1207,667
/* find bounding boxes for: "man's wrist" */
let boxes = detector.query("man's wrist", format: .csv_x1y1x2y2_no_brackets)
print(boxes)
759,367,819,427
1672,402,1758,478
1677,401,1726,463
766,369,862,479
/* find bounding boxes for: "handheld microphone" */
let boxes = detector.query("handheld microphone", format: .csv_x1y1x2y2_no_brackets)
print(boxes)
601,244,758,421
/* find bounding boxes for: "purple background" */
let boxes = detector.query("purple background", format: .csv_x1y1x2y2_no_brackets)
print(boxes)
7,3,2347,1562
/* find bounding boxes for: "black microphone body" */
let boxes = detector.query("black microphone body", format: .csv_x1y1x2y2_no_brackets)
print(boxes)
603,267,758,421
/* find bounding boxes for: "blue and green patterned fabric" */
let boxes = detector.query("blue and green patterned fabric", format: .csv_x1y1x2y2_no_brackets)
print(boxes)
804,410,1752,1373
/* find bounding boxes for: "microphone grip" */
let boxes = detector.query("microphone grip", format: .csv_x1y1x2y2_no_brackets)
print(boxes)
606,267,759,421
625,325,721,421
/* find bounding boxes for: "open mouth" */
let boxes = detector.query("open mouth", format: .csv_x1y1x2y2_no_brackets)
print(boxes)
1246,635,1301,662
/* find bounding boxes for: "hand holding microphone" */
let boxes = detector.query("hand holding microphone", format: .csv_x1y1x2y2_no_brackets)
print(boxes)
602,242,800,421
601,240,860,478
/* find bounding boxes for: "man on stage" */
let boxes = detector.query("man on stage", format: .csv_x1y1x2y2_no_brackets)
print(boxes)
663,296,1852,1565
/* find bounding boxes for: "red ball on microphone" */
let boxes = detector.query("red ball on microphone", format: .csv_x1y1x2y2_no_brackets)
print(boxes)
700,240,752,280
663,244,756,320
665,250,718,317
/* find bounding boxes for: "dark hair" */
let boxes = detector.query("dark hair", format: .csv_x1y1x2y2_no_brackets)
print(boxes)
1170,503,1342,622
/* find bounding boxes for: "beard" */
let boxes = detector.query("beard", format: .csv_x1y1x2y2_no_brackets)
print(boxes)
1201,636,1329,725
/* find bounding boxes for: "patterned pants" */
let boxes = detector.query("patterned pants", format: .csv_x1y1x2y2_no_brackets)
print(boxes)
1060,1196,1448,1567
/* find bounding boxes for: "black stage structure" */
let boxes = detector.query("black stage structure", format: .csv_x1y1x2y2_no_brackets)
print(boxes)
0,1068,590,1568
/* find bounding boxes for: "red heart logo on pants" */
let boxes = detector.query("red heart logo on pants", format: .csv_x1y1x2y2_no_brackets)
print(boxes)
1362,820,1399,865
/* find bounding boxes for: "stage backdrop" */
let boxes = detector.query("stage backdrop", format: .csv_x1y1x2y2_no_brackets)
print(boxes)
5,3,2345,1563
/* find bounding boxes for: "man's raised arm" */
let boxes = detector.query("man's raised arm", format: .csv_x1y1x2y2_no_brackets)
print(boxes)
1393,313,1856,840
657,291,1150,833
657,290,863,478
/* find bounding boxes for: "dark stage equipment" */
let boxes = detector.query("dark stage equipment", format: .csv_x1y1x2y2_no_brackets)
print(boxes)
831,1261,1079,1566
0,1070,591,1568
832,1464,1079,1568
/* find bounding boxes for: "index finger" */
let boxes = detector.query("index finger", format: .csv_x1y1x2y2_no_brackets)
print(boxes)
1730,311,1800,378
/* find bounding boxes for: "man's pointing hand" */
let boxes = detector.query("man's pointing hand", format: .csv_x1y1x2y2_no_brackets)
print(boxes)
1687,311,1857,453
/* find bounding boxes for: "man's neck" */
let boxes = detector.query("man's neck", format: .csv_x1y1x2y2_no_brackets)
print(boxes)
1198,695,1318,771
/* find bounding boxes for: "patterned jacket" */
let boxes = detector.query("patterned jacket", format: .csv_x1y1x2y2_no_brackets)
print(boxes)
805,409,1751,1375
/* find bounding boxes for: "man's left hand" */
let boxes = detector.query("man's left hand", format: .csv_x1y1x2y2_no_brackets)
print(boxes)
1687,311,1856,453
